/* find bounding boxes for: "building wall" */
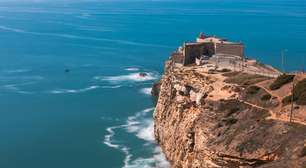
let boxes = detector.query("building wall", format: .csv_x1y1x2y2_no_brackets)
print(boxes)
184,44,203,65
202,43,215,56
183,43,215,65
216,43,244,58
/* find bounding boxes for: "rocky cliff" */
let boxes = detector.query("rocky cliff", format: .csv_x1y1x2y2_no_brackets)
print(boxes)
153,60,306,168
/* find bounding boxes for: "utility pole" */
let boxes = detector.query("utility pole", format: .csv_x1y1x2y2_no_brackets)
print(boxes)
303,56,305,73
281,49,289,73
289,79,295,123
216,55,219,68
281,49,285,73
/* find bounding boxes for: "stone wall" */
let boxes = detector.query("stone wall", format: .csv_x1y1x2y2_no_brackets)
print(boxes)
202,42,215,56
216,43,244,58
183,43,214,65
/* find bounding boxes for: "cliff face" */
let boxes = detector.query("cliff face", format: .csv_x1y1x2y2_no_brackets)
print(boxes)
154,61,306,168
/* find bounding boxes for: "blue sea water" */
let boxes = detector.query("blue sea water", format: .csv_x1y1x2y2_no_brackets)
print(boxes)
0,0,305,168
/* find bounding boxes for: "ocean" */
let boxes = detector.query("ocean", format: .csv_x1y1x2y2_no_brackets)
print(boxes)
0,0,305,167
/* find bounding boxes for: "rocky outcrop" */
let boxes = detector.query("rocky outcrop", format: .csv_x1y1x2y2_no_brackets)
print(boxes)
151,81,161,98
154,61,306,168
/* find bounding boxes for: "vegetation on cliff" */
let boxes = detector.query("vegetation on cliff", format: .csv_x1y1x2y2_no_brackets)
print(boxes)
269,74,295,90
282,78,306,105
154,59,306,168
224,72,269,87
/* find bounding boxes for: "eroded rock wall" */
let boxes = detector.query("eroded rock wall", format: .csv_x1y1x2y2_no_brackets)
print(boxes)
154,61,306,168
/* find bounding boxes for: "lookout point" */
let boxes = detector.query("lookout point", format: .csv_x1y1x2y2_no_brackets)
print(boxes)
153,33,306,167
171,33,281,78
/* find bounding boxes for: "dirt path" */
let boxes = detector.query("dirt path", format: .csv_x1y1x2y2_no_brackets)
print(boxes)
239,84,306,126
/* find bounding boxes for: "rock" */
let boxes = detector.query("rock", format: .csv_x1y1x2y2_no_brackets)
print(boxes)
154,56,306,168
139,72,148,77
151,81,161,98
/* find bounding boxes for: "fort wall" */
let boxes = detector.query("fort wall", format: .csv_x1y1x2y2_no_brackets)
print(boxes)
216,43,244,58
183,43,215,65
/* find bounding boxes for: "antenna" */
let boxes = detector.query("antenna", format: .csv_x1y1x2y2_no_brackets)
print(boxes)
281,49,285,73
281,49,288,73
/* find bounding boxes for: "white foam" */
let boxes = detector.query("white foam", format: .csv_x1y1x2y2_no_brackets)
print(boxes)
103,107,169,168
95,72,159,84
0,25,170,48
104,125,134,168
125,67,139,71
104,126,123,149
49,85,99,94
140,88,152,96
15,90,32,94
100,85,122,89
143,107,155,113
78,26,113,32
152,147,171,168
125,108,155,142
123,147,170,168
2,83,34,94
3,84,18,90
135,120,155,142
0,25,26,33
122,147,133,168
4,69,30,73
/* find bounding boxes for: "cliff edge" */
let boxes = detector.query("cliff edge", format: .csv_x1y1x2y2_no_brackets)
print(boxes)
154,60,306,168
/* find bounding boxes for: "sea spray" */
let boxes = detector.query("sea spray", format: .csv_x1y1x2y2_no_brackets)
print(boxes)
140,88,152,96
95,72,159,84
103,107,170,168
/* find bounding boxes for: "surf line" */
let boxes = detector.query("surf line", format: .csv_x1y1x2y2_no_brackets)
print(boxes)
103,107,160,167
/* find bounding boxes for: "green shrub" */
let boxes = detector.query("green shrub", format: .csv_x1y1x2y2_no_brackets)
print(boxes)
296,92,306,105
222,117,238,125
269,74,295,90
222,72,240,77
246,86,260,95
261,94,272,101
281,79,306,105
299,147,306,157
282,95,293,106
218,68,231,73
224,73,269,87
226,107,240,117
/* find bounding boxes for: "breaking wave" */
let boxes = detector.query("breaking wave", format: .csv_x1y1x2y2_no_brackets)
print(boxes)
103,107,170,168
1,82,36,94
48,85,122,94
48,85,100,94
95,72,159,84
123,147,169,168
125,67,140,71
4,69,30,73
125,108,155,142
140,88,152,96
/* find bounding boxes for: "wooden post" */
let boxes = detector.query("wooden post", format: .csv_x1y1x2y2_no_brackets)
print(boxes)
216,55,219,68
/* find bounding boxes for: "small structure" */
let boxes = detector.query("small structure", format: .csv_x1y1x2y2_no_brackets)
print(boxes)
171,33,244,66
